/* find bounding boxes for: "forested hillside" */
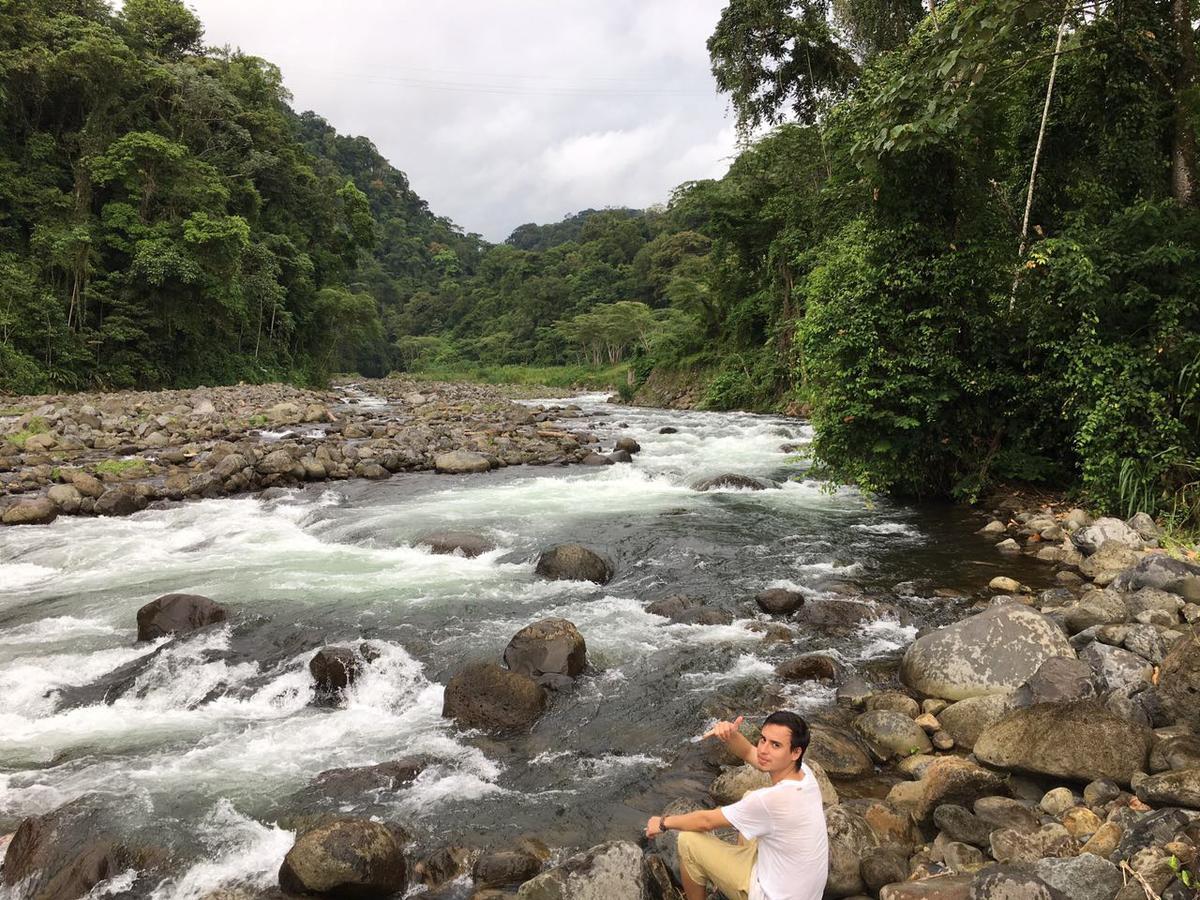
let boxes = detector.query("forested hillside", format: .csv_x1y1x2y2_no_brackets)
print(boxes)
2,0,1198,524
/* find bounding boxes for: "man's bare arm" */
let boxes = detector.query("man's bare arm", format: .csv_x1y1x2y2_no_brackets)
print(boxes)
645,807,731,837
707,715,759,769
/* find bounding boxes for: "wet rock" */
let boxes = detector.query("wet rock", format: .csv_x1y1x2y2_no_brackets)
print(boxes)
755,588,805,615
305,759,425,800
413,846,471,889
503,618,587,681
534,544,614,584
776,654,839,683
937,693,1016,749
974,700,1152,783
795,599,878,630
900,605,1075,701
608,449,633,463
979,520,1007,536
658,426,678,434
46,484,81,514
1157,631,1200,731
136,593,227,641
473,847,545,889
645,595,699,619
1,497,58,525
691,473,779,491
825,805,878,898
309,647,362,697
1073,518,1143,554
854,709,932,760
442,662,546,731
434,450,491,474
836,676,873,709
671,606,732,626
278,818,406,898
614,437,640,454
989,576,1023,593
417,530,495,558
581,452,614,466
515,840,644,899
1135,768,1200,809
995,538,1021,553
94,484,147,517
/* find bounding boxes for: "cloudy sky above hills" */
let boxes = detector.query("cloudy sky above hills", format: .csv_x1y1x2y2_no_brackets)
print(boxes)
188,0,739,241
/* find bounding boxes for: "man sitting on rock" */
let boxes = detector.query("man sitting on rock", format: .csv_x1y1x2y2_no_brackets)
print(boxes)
645,711,829,900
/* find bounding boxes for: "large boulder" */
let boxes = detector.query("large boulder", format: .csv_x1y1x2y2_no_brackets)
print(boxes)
434,450,491,474
135,593,227,641
692,473,779,491
755,588,805,615
503,618,587,683
1012,657,1096,707
94,484,147,517
709,762,838,808
1079,642,1153,694
1111,554,1200,593
1,797,138,900
278,818,406,898
1157,630,1200,730
309,647,362,698
417,530,495,558
2,497,59,525
534,544,614,584
853,710,932,760
900,605,1075,701
937,694,1016,749
806,725,875,777
1134,767,1200,809
515,841,644,899
1072,517,1143,554
442,662,547,731
825,805,878,898
974,700,1151,783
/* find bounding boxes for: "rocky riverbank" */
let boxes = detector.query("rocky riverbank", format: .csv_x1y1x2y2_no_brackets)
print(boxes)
0,378,603,526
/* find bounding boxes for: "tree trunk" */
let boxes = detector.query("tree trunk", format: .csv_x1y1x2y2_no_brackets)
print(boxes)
1171,0,1197,205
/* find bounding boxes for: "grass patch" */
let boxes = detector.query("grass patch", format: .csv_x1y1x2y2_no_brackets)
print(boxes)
4,416,48,449
93,458,149,478
404,363,632,392
0,406,31,417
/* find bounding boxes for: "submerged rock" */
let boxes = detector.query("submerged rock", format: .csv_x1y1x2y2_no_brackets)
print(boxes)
534,544,614,584
417,530,495,558
135,593,227,642
755,588,805,615
692,473,779,491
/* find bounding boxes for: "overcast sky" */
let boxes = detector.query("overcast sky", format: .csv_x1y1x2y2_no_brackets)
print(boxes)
185,1,739,242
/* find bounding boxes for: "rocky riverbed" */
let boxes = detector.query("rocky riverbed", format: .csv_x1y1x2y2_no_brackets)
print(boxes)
0,378,599,526
2,389,1200,900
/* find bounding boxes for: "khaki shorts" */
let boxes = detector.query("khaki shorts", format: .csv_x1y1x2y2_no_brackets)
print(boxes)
677,831,758,900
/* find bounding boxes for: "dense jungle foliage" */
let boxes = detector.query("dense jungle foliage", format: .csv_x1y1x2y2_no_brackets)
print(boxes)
2,0,1198,523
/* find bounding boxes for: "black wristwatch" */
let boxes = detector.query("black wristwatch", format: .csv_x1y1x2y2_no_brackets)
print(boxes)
658,816,671,832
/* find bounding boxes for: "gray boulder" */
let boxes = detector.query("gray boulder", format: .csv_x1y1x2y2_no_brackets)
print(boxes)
503,618,587,682
974,700,1152,783
1031,855,1122,900
1111,555,1200,593
806,725,875,777
1079,541,1141,586
442,662,546,731
614,436,641,454
1079,642,1153,693
692,473,779,491
473,846,545,889
853,709,932,760
1134,767,1200,809
1,497,59,525
900,605,1075,701
1012,657,1096,707
1157,631,1200,731
136,593,227,641
278,818,406,898
1072,517,1143,554
1063,589,1129,634
515,841,645,900
1149,734,1200,772
970,867,1062,900
825,805,878,898
776,654,839,683
534,544,614,584
417,531,495,558
434,450,492,474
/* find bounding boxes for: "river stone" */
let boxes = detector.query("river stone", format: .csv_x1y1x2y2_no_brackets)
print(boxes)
755,588,805,615
503,618,586,681
434,450,491,474
1112,555,1200,593
881,875,973,900
473,848,544,888
901,605,1075,701
416,530,495,558
1,497,58,525
608,449,633,463
581,451,614,466
614,436,640,454
1073,518,1143,554
825,805,878,898
1012,656,1096,708
911,757,1008,827
306,759,425,799
866,691,921,718
1113,808,1193,862
257,448,296,475
46,484,81,514
1,797,138,900
534,544,613,584
691,473,779,491
278,818,406,897
1080,541,1141,586
94,484,147,517
442,662,546,731
1079,642,1153,693
69,471,105,498
974,797,1040,833
1064,589,1129,634
673,606,733,626
1157,631,1200,731
934,804,993,848
806,725,874,777
136,593,227,641
991,823,1078,864
309,647,362,696
970,867,1062,900
854,709,932,760
974,700,1151,783
515,840,644,900
1149,734,1200,773
1123,624,1172,664
1040,787,1077,816
776,654,839,682
795,598,878,630
937,693,1016,749
861,848,910,894
1134,768,1200,809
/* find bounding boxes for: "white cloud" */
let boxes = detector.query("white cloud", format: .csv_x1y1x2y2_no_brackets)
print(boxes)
185,0,737,240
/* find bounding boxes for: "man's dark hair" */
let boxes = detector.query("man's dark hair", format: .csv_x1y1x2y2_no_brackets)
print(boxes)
764,711,810,771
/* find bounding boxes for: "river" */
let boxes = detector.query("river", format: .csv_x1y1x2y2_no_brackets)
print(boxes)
0,391,1049,898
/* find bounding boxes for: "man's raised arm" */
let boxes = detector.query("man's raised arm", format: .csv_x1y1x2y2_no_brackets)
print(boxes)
705,715,758,769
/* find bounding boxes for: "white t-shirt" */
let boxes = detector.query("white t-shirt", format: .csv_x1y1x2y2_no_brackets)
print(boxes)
720,763,829,900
